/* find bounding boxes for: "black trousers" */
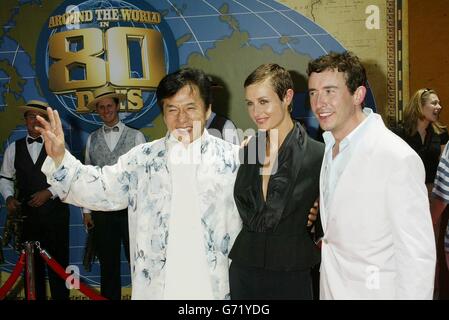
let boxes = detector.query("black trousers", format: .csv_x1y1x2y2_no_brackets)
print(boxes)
22,201,70,300
229,262,313,300
92,209,130,300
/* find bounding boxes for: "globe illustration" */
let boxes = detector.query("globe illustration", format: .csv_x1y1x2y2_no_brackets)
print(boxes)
36,0,179,130
146,0,375,134
0,0,376,294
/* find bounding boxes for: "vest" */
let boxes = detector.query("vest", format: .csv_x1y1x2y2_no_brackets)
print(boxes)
88,125,139,167
14,138,50,201
207,114,228,136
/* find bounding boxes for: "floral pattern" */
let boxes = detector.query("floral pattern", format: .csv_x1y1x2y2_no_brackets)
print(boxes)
42,131,242,300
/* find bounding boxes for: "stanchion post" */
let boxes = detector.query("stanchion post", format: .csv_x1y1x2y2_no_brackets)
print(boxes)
24,242,36,300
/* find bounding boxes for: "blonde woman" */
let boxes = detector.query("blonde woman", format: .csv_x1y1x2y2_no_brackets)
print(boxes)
401,88,447,191
229,64,324,299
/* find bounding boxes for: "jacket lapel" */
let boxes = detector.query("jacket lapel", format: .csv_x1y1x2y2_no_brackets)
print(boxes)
264,123,307,231
319,151,328,233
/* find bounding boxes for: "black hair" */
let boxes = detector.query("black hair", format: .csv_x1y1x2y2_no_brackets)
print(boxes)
156,67,212,113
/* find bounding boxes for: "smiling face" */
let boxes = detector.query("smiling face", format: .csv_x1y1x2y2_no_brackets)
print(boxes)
95,97,120,127
308,68,366,142
245,78,293,132
421,93,442,123
162,84,211,143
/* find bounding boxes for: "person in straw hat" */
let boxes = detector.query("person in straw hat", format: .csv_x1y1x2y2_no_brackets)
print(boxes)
82,86,146,300
0,100,70,300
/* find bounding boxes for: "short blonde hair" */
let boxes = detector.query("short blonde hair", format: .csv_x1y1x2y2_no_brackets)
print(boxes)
244,63,294,111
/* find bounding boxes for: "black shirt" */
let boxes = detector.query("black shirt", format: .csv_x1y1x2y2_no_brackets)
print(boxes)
400,126,449,183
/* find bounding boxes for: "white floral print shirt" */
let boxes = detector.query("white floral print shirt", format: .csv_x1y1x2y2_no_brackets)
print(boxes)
42,131,242,300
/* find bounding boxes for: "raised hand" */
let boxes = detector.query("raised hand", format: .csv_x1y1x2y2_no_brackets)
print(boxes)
36,108,66,166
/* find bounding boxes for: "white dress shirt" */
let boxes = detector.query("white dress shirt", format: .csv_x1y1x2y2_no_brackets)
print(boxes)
322,108,373,220
0,134,56,201
163,132,214,299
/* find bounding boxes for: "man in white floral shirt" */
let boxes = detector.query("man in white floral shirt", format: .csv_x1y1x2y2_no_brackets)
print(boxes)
37,68,242,300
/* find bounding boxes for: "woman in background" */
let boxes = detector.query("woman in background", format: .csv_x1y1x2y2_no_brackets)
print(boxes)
401,88,447,193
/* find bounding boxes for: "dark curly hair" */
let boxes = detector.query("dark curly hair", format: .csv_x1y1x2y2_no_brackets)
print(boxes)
307,51,367,94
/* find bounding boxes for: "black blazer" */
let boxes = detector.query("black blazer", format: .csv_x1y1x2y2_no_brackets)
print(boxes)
230,122,324,271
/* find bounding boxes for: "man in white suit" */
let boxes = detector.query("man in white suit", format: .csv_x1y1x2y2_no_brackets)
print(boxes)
307,51,436,299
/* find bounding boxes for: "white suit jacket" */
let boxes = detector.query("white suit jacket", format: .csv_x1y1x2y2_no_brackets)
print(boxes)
319,113,436,299
42,131,242,300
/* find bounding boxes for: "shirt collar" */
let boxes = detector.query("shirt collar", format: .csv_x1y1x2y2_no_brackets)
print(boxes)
167,129,208,148
322,108,374,151
26,134,44,143
166,130,208,166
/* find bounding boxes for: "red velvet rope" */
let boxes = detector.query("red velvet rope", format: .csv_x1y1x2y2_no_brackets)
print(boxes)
0,252,25,300
38,250,107,300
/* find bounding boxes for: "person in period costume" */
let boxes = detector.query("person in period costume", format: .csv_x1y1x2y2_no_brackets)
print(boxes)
82,86,146,300
0,100,70,300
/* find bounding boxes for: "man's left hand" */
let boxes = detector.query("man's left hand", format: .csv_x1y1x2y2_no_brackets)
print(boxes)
28,189,52,207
